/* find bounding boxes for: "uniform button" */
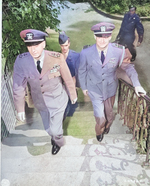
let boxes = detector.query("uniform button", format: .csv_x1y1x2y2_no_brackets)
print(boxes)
41,85,43,87
102,79,104,81
102,73,104,75
39,78,42,80
42,91,44,94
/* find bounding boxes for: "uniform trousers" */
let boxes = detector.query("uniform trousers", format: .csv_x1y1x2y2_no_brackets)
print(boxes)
119,36,136,60
90,95,116,135
43,90,68,147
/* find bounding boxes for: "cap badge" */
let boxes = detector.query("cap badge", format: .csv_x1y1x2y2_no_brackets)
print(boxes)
100,26,106,32
26,32,34,40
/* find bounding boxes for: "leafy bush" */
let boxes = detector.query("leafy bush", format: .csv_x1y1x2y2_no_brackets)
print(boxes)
91,0,150,15
137,4,150,16
95,0,128,14
2,0,65,70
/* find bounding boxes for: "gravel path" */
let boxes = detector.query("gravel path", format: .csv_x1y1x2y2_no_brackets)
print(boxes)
57,2,112,31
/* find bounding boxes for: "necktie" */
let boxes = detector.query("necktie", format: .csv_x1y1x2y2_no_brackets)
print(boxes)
37,60,42,74
101,51,105,64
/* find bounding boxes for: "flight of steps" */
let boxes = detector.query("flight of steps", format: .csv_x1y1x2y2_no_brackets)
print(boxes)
1,101,149,186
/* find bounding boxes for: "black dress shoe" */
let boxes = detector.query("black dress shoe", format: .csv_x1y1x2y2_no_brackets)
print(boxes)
104,127,110,134
96,133,104,142
52,143,61,155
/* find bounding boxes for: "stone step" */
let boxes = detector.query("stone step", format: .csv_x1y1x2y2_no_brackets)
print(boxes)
2,134,135,159
2,134,148,186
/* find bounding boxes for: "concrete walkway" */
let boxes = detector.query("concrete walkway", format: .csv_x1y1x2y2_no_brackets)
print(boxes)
1,100,150,186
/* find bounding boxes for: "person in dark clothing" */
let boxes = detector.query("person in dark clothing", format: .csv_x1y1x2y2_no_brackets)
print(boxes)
59,32,80,119
116,5,144,61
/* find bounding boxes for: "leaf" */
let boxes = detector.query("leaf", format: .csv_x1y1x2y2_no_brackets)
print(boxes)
2,0,67,68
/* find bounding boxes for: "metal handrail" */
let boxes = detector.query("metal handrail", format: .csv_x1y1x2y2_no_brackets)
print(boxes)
118,78,150,167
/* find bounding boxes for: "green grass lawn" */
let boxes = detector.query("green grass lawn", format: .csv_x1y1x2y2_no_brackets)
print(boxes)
63,111,96,144
46,33,60,52
46,20,121,52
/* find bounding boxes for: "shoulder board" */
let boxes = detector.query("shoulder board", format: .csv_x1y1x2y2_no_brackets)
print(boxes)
48,51,61,58
83,45,90,49
19,52,29,59
112,43,124,49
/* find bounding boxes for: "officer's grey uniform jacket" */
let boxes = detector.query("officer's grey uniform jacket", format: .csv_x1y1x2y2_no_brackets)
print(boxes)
13,50,77,144
78,43,141,101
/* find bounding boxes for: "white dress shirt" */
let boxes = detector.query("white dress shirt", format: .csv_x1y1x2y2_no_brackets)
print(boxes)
34,50,45,68
97,47,108,58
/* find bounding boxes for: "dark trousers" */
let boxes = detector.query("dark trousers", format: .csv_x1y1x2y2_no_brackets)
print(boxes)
63,99,78,120
126,43,136,60
119,36,136,60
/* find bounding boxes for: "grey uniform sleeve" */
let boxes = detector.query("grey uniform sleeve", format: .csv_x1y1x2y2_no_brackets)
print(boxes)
120,62,141,87
13,57,27,112
78,50,87,90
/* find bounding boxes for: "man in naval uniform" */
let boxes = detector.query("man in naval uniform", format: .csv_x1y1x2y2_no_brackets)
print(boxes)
78,22,146,142
116,5,144,61
58,31,80,118
13,29,77,155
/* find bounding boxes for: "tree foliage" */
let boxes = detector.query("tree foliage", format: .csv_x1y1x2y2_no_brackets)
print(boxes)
2,0,65,69
92,0,150,16
92,0,150,15
70,0,150,16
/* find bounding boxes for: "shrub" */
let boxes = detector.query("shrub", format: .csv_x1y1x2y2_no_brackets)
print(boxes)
137,4,150,16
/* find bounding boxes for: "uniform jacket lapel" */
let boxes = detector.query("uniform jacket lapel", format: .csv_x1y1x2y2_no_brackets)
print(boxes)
102,43,114,67
91,44,101,65
40,51,48,77
40,50,54,77
28,54,39,76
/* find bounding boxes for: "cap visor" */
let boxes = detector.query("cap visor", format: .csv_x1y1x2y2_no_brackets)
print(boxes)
24,39,44,42
25,41,44,46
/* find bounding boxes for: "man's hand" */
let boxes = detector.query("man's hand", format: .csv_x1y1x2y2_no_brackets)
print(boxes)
17,112,25,122
71,97,77,104
135,86,146,97
83,89,88,96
